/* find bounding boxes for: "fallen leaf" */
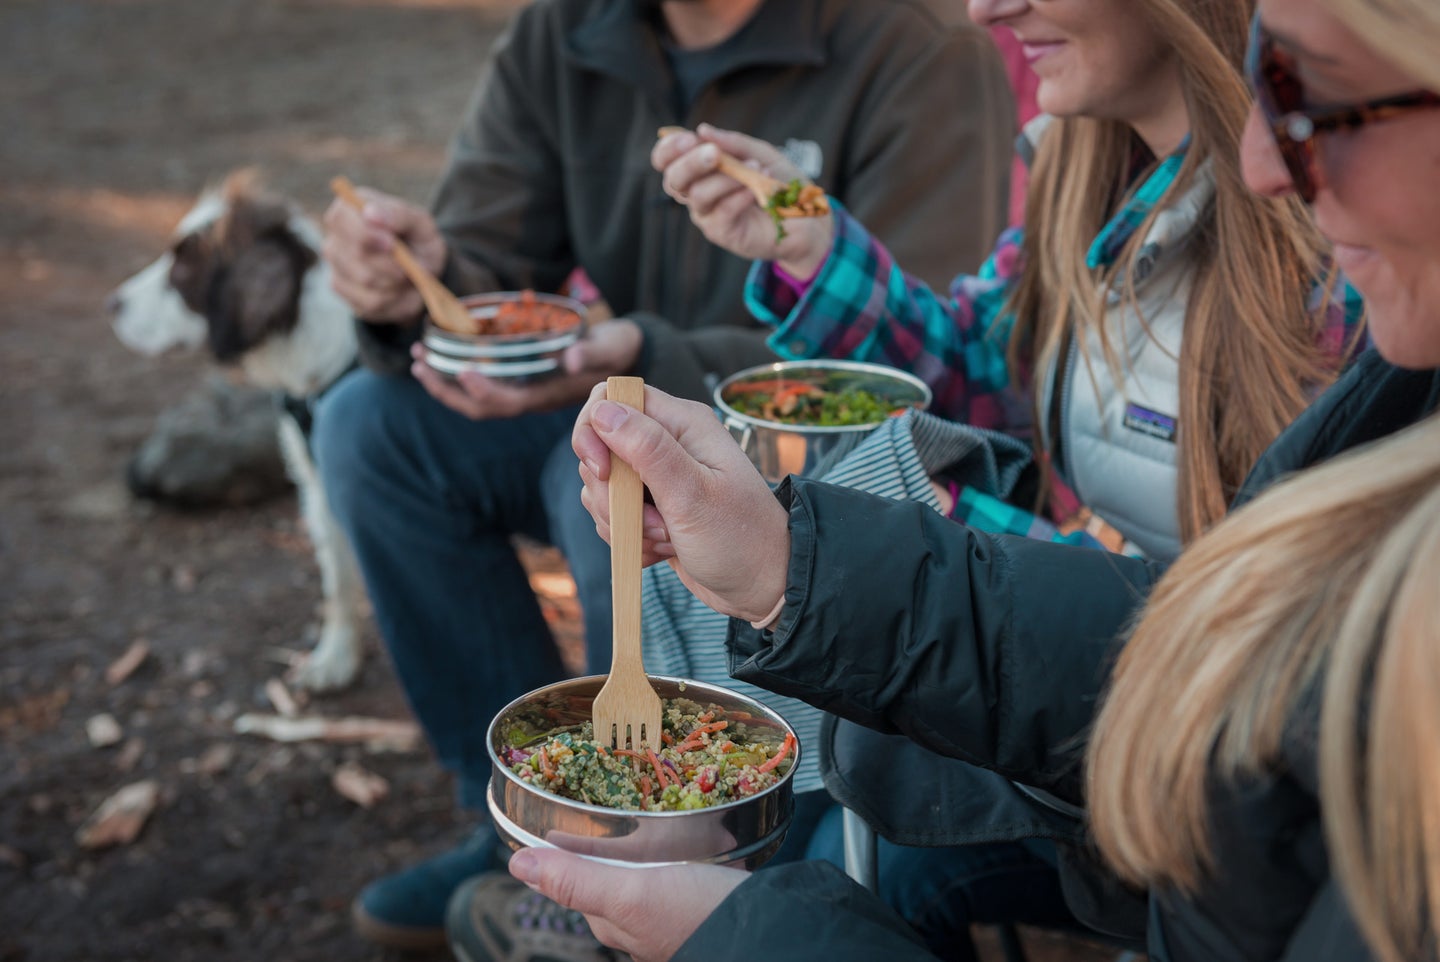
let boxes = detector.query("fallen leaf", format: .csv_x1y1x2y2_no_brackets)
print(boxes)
105,641,151,686
86,713,123,748
75,780,160,850
114,738,145,772
331,762,389,808
0,688,71,733
181,742,235,777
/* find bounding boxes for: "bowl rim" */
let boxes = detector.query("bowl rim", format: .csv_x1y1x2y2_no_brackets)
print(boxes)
713,358,933,435
425,290,587,344
487,673,800,819
423,351,561,378
486,782,793,869
423,326,581,358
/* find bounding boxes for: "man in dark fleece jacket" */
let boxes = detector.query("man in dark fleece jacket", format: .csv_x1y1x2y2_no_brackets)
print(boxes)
313,0,1013,949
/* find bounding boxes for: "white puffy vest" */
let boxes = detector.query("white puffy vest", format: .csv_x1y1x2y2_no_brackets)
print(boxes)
1035,165,1215,563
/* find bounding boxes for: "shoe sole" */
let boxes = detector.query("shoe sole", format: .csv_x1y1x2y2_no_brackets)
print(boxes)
352,900,449,951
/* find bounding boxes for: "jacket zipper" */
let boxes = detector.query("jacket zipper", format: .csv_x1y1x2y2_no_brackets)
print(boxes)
1058,339,1081,505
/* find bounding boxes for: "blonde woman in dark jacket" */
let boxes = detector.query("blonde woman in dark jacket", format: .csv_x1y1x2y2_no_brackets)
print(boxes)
528,0,1440,959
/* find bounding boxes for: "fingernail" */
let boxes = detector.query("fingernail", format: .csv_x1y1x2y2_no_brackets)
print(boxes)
410,361,425,378
697,122,714,136
509,849,539,883
410,342,424,358
592,400,628,432
582,458,601,477
699,144,718,165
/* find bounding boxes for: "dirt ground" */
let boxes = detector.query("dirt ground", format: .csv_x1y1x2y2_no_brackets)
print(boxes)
0,2,1119,960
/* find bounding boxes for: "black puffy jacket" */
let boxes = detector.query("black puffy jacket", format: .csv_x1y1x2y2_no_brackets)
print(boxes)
674,350,1440,962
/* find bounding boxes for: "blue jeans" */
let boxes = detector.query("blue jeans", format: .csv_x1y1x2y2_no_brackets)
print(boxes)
314,370,613,807
806,805,1078,962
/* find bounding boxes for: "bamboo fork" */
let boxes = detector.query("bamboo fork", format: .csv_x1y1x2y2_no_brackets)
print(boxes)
656,127,828,218
590,376,664,751
329,176,475,335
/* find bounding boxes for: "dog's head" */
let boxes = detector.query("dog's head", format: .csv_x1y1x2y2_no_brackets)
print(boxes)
109,171,318,364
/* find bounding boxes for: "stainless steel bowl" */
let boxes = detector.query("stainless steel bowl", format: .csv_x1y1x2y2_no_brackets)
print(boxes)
487,675,799,869
714,359,932,484
422,291,586,381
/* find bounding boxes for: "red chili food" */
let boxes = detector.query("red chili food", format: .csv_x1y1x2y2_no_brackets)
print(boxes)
468,289,580,336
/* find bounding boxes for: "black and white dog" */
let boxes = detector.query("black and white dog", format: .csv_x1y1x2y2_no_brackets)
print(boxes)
108,171,366,691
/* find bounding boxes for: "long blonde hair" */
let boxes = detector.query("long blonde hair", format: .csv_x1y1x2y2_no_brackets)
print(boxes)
1007,0,1344,544
1087,413,1440,962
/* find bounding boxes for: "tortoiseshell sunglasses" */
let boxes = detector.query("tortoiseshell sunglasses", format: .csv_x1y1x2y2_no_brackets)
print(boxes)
1245,14,1440,202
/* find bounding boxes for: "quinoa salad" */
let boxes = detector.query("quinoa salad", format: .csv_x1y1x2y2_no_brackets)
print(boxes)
501,697,796,812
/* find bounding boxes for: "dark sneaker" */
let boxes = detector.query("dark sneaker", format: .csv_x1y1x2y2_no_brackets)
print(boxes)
352,828,506,950
445,871,625,962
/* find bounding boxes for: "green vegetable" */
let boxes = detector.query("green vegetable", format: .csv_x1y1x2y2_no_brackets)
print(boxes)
764,179,806,242
727,386,898,427
505,697,788,812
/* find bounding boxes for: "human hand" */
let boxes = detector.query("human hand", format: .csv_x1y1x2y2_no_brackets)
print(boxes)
508,847,747,962
571,382,788,624
653,124,833,279
411,318,644,420
322,185,447,323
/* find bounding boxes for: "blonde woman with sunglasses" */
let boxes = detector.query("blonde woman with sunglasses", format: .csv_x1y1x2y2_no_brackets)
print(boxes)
644,0,1363,955
512,0,1440,960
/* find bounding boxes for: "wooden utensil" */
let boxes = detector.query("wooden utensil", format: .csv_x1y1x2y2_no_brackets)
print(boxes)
329,176,475,335
656,127,828,217
590,376,664,751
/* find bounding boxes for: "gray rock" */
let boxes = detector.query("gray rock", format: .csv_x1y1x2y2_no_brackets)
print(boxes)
127,376,291,507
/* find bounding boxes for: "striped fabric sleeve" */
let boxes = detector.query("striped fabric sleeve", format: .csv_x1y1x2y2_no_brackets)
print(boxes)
743,200,1027,431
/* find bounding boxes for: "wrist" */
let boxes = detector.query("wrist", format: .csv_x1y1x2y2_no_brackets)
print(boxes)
744,502,790,626
747,592,786,631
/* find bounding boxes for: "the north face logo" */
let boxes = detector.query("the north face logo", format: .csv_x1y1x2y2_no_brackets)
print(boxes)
780,139,823,180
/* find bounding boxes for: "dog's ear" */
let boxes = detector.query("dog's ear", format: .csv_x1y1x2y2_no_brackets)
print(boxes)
206,192,316,363
207,228,314,363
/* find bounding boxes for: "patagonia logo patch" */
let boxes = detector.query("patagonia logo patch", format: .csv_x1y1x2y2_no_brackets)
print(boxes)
1123,403,1177,442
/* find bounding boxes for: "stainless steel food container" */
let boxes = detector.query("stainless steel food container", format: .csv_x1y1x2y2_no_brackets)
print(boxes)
713,359,933,484
487,675,799,869
422,291,586,381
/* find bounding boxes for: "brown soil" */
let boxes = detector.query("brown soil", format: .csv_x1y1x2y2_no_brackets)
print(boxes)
0,2,1119,960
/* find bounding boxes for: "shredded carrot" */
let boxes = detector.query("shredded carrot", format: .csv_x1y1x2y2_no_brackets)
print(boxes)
676,719,730,753
661,731,675,746
772,384,818,407
646,748,672,788
538,749,555,779
613,748,648,764
640,775,653,798
697,711,714,724
758,733,795,774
